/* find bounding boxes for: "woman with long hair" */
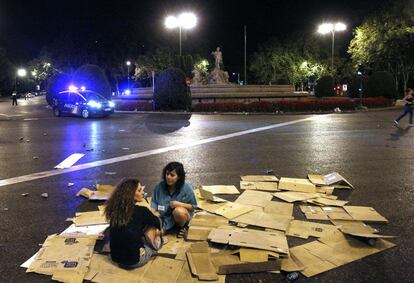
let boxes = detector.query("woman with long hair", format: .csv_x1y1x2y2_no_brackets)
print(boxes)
105,178,162,269
151,162,197,235
394,88,414,127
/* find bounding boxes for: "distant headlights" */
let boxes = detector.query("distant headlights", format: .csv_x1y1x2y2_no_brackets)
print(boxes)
87,100,102,108
108,101,115,108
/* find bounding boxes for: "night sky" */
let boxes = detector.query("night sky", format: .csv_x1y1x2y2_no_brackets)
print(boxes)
0,0,385,71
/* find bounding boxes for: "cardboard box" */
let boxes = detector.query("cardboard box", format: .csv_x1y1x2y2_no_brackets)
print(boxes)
235,190,273,208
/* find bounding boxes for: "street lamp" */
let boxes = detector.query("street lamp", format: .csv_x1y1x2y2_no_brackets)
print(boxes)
126,61,131,90
15,68,27,92
165,12,197,56
317,22,346,74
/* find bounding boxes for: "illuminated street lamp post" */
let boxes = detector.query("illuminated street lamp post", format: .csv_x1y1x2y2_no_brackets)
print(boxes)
126,61,131,90
165,12,197,56
15,68,27,92
317,22,346,74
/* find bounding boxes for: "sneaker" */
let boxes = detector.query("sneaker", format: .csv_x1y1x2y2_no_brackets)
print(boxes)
394,120,399,126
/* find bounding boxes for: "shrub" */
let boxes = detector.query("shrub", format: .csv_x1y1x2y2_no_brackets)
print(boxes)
73,64,112,99
315,75,334,97
354,96,394,108
114,100,154,111
154,68,191,111
365,71,395,99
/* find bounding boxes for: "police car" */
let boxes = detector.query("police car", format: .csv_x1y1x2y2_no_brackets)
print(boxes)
52,89,115,118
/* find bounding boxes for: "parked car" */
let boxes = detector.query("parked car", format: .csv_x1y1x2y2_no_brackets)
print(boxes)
52,90,115,118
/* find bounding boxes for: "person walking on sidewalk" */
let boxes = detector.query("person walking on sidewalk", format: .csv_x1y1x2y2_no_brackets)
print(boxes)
394,88,413,126
11,91,18,106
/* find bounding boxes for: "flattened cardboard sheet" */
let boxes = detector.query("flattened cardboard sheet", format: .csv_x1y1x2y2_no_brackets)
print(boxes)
199,187,227,202
343,206,388,223
191,212,229,228
71,211,108,226
218,261,280,274
307,174,326,185
232,210,291,231
141,257,184,283
300,206,329,220
201,185,240,195
213,202,255,219
273,191,319,203
293,233,396,277
240,181,279,192
235,190,273,208
286,220,338,239
240,175,279,182
210,252,241,272
158,235,191,256
60,224,109,238
315,186,335,195
77,184,114,200
239,248,268,263
312,198,348,207
323,172,354,189
27,235,96,280
278,178,316,193
84,253,150,283
177,258,226,283
187,226,213,241
197,199,228,215
321,207,353,220
263,201,294,218
281,253,304,272
330,219,378,235
208,226,289,255
186,242,219,281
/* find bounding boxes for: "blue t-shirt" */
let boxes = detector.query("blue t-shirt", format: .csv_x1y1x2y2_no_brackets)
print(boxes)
151,181,197,230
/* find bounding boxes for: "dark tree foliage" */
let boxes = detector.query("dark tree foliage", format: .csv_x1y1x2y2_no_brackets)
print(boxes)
315,76,334,97
154,68,191,111
45,72,73,105
348,75,369,98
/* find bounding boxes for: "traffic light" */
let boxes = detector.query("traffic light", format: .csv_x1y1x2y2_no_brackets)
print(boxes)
357,64,365,76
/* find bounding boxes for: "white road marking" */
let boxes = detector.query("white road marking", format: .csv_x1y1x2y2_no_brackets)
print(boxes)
0,116,316,187
23,118,39,121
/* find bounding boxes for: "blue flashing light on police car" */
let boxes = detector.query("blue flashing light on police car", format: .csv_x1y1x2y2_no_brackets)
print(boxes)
81,86,86,91
68,85,78,91
124,89,131,95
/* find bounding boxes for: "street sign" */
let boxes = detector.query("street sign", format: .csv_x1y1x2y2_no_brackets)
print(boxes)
342,84,348,92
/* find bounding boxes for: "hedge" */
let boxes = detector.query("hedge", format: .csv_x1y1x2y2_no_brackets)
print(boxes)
114,97,394,112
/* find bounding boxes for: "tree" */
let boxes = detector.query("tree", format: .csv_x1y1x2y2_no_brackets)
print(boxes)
0,47,13,96
73,65,112,99
134,47,175,80
249,36,328,87
348,11,414,93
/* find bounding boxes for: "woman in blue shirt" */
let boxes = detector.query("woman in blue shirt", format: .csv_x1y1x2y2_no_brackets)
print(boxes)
151,162,197,232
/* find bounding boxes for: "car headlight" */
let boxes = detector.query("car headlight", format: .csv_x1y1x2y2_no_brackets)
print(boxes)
108,101,115,108
87,100,102,108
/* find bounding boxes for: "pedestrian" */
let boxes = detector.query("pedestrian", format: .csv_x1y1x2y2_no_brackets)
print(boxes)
151,162,197,236
11,91,18,106
105,178,162,269
394,88,413,126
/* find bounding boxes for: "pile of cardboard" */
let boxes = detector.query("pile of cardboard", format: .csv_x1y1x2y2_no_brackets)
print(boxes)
22,173,396,282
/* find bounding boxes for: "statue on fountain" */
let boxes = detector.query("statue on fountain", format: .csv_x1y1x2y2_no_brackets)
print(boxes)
208,47,229,84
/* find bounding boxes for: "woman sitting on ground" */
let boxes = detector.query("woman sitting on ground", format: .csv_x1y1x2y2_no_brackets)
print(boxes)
105,178,162,269
151,162,197,234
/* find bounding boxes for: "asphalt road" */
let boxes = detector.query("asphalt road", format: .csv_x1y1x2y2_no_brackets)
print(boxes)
0,96,413,282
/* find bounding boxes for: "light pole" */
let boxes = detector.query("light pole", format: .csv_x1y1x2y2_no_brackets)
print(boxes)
126,61,131,90
15,68,27,92
165,12,197,56
317,22,346,74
